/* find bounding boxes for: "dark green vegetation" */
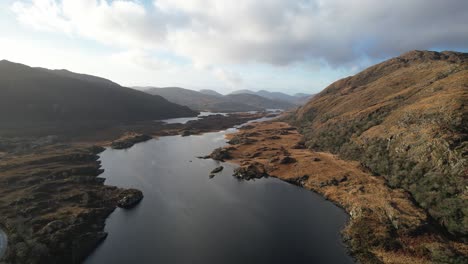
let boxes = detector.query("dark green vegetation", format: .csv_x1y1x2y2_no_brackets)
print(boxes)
0,60,197,126
291,50,468,240
143,87,298,112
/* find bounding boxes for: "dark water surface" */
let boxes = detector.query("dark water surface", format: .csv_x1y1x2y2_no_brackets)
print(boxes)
0,228,6,260
85,129,354,264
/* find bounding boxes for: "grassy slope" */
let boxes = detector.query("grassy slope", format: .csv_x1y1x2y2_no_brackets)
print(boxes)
292,50,468,239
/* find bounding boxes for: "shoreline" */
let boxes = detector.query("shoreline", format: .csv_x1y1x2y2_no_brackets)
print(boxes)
0,228,6,260
213,120,467,264
0,112,269,263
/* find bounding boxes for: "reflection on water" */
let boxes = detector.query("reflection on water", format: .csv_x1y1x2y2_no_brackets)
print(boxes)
85,129,354,264
162,112,228,124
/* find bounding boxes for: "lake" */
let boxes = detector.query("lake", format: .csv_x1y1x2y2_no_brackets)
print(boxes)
85,127,354,264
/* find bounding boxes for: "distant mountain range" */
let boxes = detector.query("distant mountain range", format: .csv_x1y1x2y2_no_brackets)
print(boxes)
143,87,313,112
229,89,314,105
143,87,301,112
0,60,197,125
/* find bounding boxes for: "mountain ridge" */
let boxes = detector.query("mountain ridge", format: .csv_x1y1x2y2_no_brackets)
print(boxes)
0,60,197,126
144,86,297,112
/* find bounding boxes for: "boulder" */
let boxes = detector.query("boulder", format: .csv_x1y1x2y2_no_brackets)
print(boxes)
233,163,268,180
285,175,309,187
210,148,232,161
211,166,224,174
280,156,296,164
117,189,143,209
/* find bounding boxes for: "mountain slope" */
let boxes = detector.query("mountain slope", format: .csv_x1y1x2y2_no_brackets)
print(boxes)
225,93,296,110
231,89,313,105
199,89,223,97
0,61,197,124
291,50,468,238
144,87,296,112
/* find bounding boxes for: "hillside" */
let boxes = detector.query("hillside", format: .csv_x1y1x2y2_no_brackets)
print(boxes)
144,87,296,112
291,50,468,239
230,89,313,105
199,89,223,97
0,61,197,126
225,93,296,109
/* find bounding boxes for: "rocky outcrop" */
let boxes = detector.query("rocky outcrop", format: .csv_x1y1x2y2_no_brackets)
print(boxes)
284,175,309,187
209,147,233,161
210,166,224,174
233,163,268,180
227,136,257,145
111,134,152,149
279,156,296,164
117,189,144,209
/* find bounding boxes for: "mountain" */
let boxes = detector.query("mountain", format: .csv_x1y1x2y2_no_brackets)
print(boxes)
199,89,223,97
230,89,255,95
294,93,310,97
144,87,261,112
0,60,197,125
230,89,313,105
290,50,468,238
225,93,296,110
144,87,296,112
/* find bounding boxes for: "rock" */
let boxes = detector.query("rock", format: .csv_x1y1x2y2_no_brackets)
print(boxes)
180,130,193,137
339,175,349,182
40,220,66,234
111,134,152,149
320,178,340,187
285,175,309,187
209,174,215,179
269,157,280,163
117,189,144,209
211,166,224,173
250,152,262,158
292,142,306,149
240,125,255,130
227,136,257,145
209,147,232,161
88,145,106,154
233,163,268,180
280,156,296,164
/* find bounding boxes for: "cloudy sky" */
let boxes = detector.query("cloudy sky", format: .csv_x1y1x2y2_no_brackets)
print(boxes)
1,0,467,94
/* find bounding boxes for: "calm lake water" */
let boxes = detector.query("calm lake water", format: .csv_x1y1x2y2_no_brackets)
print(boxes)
162,112,228,124
85,128,354,264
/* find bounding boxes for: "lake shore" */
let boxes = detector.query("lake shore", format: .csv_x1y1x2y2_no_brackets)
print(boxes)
0,228,7,260
213,121,468,264
0,112,268,263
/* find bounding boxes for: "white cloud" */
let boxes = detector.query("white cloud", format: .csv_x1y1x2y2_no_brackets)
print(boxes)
10,0,468,68
11,0,468,87
212,68,244,89
13,0,167,49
